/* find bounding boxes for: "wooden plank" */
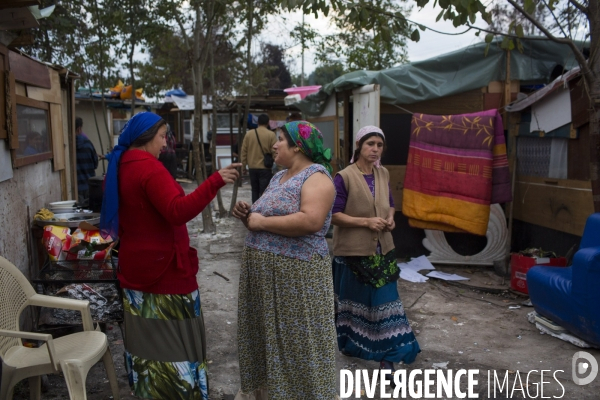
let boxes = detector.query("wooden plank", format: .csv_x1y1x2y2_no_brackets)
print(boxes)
0,70,5,140
50,103,65,171
26,69,61,104
380,89,484,116
385,164,406,210
15,82,26,96
568,123,590,180
0,46,7,139
7,71,18,149
513,180,594,236
570,77,589,128
516,175,592,189
8,50,51,88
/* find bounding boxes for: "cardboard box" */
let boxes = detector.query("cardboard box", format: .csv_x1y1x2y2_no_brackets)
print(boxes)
510,254,568,294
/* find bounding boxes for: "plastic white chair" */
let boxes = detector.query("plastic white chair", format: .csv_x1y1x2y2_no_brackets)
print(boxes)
0,256,120,399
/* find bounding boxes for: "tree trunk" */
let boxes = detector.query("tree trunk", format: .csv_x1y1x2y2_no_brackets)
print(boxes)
92,0,112,156
88,83,105,174
588,0,600,213
210,45,227,217
193,5,215,233
229,0,254,211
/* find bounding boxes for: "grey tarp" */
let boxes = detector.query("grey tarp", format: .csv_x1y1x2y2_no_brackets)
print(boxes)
297,38,588,116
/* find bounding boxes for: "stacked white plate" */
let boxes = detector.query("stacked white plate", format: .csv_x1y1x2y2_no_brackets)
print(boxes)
48,200,77,213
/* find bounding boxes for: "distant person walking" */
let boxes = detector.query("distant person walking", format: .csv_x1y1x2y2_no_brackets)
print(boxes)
241,114,276,203
75,117,99,207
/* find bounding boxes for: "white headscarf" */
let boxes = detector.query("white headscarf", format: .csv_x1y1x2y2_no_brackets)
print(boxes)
350,125,385,168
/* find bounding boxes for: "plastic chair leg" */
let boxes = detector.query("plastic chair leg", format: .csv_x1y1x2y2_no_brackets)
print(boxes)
102,349,120,399
28,376,41,400
60,360,91,400
1,362,16,400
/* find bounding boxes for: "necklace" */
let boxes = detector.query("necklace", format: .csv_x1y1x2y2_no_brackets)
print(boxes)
355,164,373,175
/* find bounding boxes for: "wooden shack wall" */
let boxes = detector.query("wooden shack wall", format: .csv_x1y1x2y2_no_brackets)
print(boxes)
0,45,74,277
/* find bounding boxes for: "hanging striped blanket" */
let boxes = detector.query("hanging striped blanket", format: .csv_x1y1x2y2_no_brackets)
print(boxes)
402,109,512,236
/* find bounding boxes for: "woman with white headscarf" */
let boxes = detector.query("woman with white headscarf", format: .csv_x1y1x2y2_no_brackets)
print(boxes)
331,125,420,379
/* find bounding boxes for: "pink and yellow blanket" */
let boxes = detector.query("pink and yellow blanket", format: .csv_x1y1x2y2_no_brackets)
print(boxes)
402,109,512,236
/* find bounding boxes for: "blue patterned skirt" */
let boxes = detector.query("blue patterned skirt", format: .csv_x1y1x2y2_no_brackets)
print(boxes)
333,256,421,363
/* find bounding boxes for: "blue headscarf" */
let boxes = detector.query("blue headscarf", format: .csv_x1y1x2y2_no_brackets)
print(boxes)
100,112,163,238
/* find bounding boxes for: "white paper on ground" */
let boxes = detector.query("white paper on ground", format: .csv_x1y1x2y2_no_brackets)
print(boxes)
398,255,436,272
399,267,429,283
426,271,470,281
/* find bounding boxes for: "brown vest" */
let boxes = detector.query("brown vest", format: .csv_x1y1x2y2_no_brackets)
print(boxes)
333,164,395,256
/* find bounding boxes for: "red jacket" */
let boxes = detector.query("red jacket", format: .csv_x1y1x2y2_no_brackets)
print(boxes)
117,150,225,294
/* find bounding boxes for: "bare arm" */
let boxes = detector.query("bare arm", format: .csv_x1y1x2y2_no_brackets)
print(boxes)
331,212,387,231
247,172,335,237
240,136,248,168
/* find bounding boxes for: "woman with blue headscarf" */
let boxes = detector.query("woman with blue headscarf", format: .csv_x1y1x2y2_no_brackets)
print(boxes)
100,112,240,399
232,121,337,400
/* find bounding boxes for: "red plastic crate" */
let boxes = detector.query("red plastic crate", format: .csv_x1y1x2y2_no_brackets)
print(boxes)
510,254,568,294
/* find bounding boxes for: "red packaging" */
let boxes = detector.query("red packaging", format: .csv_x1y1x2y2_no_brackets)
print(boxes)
42,225,71,261
510,254,568,294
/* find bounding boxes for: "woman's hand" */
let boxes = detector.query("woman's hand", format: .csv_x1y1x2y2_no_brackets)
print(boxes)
218,163,242,184
366,217,387,232
247,213,266,232
383,215,396,232
232,201,251,227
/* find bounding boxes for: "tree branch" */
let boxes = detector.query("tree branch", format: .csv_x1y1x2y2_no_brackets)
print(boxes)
567,0,589,15
506,0,592,82
540,0,569,38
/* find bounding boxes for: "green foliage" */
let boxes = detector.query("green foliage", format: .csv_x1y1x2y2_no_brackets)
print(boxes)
306,62,345,85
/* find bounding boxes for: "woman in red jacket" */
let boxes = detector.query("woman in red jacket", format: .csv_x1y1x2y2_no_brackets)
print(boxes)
100,112,240,400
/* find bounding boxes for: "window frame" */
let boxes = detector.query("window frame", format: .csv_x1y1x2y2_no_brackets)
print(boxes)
12,95,53,168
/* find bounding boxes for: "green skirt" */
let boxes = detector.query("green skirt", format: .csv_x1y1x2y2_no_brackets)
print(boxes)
123,288,209,400
237,247,337,400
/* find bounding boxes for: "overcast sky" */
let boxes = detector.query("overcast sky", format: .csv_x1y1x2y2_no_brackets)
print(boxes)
256,2,483,77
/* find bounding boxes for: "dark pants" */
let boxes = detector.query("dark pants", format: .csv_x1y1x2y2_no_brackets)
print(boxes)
249,168,273,203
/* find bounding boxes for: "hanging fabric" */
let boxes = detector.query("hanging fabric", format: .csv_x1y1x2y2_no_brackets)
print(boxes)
402,109,512,236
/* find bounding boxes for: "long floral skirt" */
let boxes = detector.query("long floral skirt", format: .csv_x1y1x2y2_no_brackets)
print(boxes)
236,247,337,400
122,288,209,400
332,256,421,364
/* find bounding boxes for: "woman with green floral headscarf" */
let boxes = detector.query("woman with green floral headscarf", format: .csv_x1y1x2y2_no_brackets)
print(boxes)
232,121,338,400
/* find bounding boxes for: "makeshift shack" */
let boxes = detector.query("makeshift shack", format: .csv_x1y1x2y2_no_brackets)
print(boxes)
295,38,588,258
506,66,593,255
0,45,79,278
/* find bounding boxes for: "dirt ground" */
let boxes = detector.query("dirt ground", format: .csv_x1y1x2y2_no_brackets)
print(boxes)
12,180,600,399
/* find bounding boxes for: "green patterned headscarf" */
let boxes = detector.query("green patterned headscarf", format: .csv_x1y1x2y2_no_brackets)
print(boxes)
282,121,332,174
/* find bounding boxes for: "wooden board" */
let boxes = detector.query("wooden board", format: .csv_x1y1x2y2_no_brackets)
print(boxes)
381,89,484,116
512,178,594,236
50,103,65,171
7,71,17,149
570,77,589,128
8,51,50,88
0,46,7,140
27,69,61,104
385,164,406,210
568,123,590,180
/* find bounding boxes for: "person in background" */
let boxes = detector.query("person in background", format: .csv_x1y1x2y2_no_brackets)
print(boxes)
241,113,276,203
232,121,337,400
286,112,302,122
75,117,99,207
158,124,177,178
331,125,420,381
100,112,240,400
23,131,42,155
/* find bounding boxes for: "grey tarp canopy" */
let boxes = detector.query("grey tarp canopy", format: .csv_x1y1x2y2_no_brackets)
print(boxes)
297,38,588,116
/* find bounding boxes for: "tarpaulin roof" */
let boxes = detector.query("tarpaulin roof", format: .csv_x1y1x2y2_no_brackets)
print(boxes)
297,38,588,116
